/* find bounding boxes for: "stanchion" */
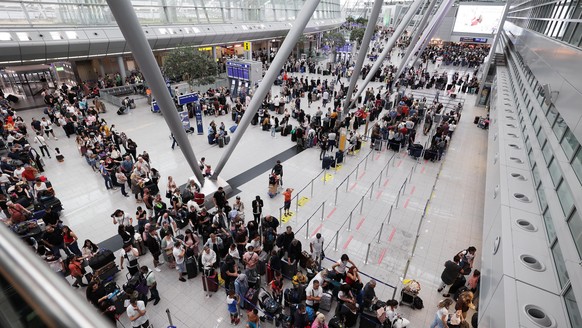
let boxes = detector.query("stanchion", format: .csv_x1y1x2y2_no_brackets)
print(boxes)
387,205,394,225
377,221,384,243
334,230,339,251
345,175,350,192
365,243,371,264
378,170,383,187
364,153,369,170
347,212,353,231
310,178,314,197
355,164,359,179
321,202,325,221
295,191,300,214
305,219,310,239
279,207,283,219
395,191,401,208
323,169,327,185
402,177,408,193
369,182,375,200
334,186,339,205
359,195,364,214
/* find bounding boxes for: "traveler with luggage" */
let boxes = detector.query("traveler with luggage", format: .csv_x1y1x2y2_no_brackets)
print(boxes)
126,295,150,328
140,266,161,305
120,242,141,276
310,233,325,270
305,279,323,312
173,241,187,282
437,254,463,297
201,245,218,297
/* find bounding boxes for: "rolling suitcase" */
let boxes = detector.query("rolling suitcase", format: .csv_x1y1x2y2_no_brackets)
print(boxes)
218,137,225,148
186,256,198,279
203,273,219,292
281,259,297,279
319,292,333,311
299,250,311,269
244,288,260,310
359,311,381,328
89,250,116,271
257,252,268,276
224,135,230,145
373,139,382,151
322,156,333,170
408,144,423,158
335,151,344,164
424,149,438,161
388,140,400,152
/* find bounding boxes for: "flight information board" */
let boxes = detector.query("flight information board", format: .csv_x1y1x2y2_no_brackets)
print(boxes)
226,61,251,81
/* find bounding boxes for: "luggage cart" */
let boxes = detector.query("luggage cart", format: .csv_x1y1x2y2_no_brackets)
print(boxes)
399,279,421,308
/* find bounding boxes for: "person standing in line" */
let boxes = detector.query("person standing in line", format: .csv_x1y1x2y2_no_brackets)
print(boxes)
429,299,453,328
310,233,325,270
305,279,323,312
33,132,51,158
272,160,283,186
99,160,114,190
173,241,187,282
226,290,241,325
115,167,130,197
126,295,150,328
251,196,264,224
140,266,161,305
282,188,294,216
120,243,141,276
437,254,463,297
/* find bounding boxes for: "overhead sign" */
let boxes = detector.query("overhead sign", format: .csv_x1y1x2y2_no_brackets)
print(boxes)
226,61,251,81
244,42,251,51
459,37,488,43
177,93,199,105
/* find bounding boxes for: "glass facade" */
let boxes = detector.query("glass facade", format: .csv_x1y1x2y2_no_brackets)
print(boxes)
0,0,341,26
508,0,582,48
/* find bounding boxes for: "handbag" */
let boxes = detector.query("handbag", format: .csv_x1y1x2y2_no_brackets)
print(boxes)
449,311,462,325
165,190,172,198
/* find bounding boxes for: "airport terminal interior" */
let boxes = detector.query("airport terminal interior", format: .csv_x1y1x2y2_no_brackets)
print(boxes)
0,0,581,328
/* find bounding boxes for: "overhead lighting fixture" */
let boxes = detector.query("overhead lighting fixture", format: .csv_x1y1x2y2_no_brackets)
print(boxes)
65,31,78,39
50,31,63,40
0,32,12,41
16,32,30,41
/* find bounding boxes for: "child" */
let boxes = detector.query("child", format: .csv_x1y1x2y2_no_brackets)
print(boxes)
270,271,284,303
227,290,240,325
204,165,212,177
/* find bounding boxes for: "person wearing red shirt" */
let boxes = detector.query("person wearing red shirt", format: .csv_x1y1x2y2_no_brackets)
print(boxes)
282,188,294,216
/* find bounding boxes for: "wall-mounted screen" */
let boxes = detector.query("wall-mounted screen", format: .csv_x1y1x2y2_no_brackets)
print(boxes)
453,5,504,34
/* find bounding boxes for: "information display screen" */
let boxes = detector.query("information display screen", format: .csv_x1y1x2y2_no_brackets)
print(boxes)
453,5,504,34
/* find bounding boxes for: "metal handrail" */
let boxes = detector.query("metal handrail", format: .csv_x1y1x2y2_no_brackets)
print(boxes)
278,169,325,218
0,224,114,328
334,148,375,204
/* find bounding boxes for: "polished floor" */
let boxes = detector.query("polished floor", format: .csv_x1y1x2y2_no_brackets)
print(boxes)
16,53,488,327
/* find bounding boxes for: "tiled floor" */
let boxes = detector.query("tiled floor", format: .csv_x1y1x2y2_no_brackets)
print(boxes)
16,51,488,327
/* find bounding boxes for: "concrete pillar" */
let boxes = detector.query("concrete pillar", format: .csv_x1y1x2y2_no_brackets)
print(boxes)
211,0,323,179
212,46,217,63
106,0,206,185
394,0,439,81
246,42,252,60
98,59,106,77
117,56,127,82
342,0,384,116
349,0,425,108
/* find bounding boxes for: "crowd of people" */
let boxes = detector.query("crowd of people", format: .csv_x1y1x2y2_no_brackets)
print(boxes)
0,20,491,327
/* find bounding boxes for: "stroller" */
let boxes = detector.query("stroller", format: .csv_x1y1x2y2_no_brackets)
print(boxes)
268,173,279,198
258,287,285,325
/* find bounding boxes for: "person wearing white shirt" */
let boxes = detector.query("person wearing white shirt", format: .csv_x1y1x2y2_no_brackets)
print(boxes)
126,296,149,328
173,241,187,282
305,279,323,311
310,233,325,269
34,133,51,158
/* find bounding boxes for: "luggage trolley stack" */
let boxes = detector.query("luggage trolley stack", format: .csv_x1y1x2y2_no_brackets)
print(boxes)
399,279,422,309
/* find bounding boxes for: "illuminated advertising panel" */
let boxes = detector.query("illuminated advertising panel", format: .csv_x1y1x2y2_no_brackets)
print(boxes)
453,5,504,34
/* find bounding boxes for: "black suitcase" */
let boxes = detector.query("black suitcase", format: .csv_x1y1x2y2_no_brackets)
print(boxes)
224,135,230,145
218,137,224,148
186,256,198,279
117,106,126,115
291,131,297,142
251,114,259,125
41,197,63,213
355,140,362,150
6,94,18,103
408,144,423,158
322,156,333,170
474,116,480,124
388,140,400,152
359,311,381,328
257,252,268,276
282,124,292,136
424,149,438,161
89,250,116,271
281,259,297,279
335,151,344,164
